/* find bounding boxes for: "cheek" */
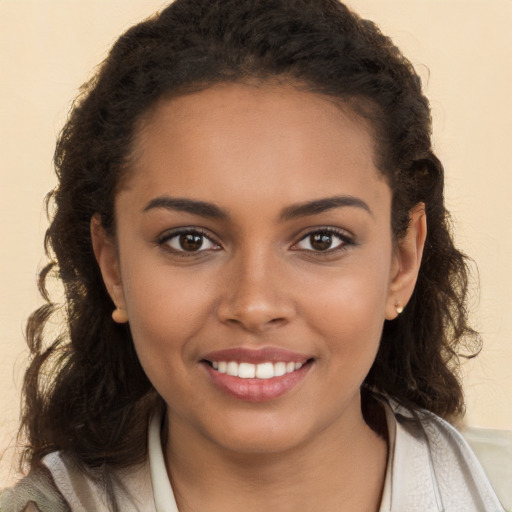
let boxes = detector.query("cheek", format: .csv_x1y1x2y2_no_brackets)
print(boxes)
120,266,219,411
299,255,392,360
304,286,386,402
120,262,216,365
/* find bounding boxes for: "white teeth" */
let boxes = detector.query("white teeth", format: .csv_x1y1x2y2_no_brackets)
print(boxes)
274,361,287,377
255,362,274,379
238,362,256,378
226,361,238,377
210,360,306,379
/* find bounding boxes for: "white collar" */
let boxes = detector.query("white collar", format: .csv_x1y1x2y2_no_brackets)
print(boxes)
378,399,444,511
148,410,179,512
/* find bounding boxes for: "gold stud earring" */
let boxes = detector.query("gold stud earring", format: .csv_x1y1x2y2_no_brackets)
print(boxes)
395,302,404,315
112,308,129,324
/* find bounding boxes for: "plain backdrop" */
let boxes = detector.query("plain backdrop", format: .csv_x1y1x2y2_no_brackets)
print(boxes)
1,0,511,486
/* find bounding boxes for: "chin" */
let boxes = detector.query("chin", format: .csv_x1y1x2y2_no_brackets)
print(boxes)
215,429,309,456
199,408,324,456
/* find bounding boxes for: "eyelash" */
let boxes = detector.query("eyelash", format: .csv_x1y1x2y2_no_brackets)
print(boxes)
291,227,354,255
157,228,221,256
157,227,354,257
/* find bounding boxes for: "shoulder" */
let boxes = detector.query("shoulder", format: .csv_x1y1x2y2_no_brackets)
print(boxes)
386,400,505,512
46,451,154,512
1,451,154,512
0,464,70,512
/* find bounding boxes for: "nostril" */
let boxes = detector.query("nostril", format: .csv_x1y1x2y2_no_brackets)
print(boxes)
269,317,287,325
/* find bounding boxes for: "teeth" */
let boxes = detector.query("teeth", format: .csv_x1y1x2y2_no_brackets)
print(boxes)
274,361,287,377
226,361,238,377
211,360,306,379
255,362,274,379
238,362,256,378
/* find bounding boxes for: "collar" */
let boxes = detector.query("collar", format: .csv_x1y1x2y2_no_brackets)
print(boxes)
148,409,179,512
378,400,443,511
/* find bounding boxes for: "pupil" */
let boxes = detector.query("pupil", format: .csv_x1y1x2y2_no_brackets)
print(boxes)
180,233,203,251
311,233,332,251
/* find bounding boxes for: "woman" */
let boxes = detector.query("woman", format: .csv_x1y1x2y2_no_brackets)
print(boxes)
0,0,504,510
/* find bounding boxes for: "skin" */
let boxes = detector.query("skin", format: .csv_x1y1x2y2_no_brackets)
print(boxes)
92,82,426,512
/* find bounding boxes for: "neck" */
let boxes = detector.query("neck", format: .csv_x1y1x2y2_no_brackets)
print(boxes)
164,396,388,512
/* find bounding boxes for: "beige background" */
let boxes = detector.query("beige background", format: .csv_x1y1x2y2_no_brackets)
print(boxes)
1,0,511,487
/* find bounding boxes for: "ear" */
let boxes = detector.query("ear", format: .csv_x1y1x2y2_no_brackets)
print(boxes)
385,203,427,320
90,214,126,311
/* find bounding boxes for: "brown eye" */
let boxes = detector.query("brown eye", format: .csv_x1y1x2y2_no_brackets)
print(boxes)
162,230,219,253
179,233,204,251
294,229,350,253
310,233,333,251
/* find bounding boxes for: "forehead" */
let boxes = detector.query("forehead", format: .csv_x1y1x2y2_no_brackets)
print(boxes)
122,82,389,216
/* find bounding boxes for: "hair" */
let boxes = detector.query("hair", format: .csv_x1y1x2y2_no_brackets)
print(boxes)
20,0,478,491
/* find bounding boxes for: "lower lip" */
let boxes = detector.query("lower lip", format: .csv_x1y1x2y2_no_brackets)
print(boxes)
203,362,312,402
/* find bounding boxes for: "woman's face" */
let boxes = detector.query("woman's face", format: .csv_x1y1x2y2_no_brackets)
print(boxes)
95,82,421,455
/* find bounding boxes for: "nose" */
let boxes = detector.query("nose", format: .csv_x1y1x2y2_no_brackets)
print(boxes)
216,250,296,333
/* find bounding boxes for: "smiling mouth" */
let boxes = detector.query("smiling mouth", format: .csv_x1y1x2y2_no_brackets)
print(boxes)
206,360,309,379
200,347,314,401
201,356,314,401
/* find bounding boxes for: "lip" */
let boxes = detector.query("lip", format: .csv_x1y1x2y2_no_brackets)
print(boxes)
200,347,314,402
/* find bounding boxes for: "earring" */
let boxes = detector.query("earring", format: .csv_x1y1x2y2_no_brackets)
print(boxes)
395,302,404,315
112,307,129,324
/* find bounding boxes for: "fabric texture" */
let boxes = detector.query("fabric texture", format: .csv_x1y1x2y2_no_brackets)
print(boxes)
379,401,505,511
0,465,70,512
1,399,505,512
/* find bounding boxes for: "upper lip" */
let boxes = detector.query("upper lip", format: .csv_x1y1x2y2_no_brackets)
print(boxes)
201,347,313,364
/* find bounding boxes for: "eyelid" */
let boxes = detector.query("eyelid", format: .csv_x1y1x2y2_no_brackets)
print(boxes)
291,226,355,252
157,227,222,253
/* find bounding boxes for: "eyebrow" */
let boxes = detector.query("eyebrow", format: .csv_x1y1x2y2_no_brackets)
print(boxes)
142,194,372,220
142,196,228,219
279,195,372,221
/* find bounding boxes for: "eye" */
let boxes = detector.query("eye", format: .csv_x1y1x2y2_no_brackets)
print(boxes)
159,229,220,253
293,229,351,252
